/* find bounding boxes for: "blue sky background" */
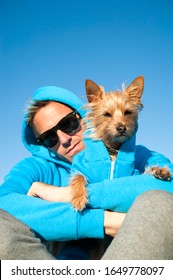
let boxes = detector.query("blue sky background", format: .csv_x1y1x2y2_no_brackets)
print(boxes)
0,0,173,183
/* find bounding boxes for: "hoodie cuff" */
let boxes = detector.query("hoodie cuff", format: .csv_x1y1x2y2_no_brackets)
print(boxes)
77,208,104,239
87,182,104,209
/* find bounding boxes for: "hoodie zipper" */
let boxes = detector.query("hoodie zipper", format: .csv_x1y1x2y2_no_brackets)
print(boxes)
110,160,115,180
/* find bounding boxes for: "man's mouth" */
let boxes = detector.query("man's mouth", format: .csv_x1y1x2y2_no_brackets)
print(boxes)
66,141,80,155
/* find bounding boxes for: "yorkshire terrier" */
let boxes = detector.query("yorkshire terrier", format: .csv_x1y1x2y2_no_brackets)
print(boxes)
71,76,172,212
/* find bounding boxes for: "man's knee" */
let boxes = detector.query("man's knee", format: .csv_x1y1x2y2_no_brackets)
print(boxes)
0,209,35,259
129,190,173,235
0,209,56,260
0,209,31,236
133,190,173,212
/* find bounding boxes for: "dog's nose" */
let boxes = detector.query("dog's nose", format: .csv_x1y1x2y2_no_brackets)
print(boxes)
116,124,126,134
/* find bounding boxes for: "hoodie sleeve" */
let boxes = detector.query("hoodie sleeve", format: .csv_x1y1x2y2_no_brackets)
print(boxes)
87,174,173,212
0,157,104,241
87,145,173,212
134,145,173,172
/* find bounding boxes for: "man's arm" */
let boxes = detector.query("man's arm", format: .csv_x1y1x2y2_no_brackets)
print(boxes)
27,182,72,203
0,158,105,241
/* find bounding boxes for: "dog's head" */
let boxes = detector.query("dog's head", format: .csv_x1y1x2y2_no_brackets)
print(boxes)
84,76,144,147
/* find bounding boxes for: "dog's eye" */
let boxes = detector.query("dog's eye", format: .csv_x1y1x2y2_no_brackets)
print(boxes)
124,110,132,116
104,112,111,118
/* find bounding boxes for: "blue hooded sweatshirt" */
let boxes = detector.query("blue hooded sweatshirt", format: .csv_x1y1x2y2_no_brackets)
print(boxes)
0,85,173,259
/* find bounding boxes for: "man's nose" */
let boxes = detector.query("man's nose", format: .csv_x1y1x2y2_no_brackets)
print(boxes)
56,130,71,146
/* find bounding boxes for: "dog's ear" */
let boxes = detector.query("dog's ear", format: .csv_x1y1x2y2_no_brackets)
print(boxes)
85,80,105,102
125,76,144,99
125,76,144,109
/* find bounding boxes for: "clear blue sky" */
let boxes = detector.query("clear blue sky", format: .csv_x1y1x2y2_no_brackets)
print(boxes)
0,0,173,183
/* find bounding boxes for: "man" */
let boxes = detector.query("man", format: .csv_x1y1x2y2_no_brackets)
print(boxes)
0,85,173,259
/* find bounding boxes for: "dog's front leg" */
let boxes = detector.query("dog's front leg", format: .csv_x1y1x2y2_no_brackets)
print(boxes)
70,174,88,211
145,166,172,181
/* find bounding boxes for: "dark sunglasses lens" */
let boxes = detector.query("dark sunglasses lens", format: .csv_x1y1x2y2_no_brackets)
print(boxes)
60,114,79,133
41,132,58,148
43,137,58,148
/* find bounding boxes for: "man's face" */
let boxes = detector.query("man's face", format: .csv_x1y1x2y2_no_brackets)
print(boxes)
33,101,85,162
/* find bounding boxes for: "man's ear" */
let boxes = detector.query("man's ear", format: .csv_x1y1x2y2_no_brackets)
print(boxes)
85,79,105,103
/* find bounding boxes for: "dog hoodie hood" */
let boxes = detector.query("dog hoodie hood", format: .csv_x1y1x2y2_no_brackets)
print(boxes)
22,86,86,168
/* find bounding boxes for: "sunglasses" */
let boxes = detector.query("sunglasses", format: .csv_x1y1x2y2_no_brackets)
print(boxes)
36,110,81,148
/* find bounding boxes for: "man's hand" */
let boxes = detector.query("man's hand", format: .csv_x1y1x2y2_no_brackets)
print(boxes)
104,211,126,237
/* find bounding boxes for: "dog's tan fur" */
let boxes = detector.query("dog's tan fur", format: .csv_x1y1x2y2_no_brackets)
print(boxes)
70,174,88,211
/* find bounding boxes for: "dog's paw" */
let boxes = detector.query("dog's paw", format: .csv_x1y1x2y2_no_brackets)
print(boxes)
70,174,88,211
145,166,172,181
